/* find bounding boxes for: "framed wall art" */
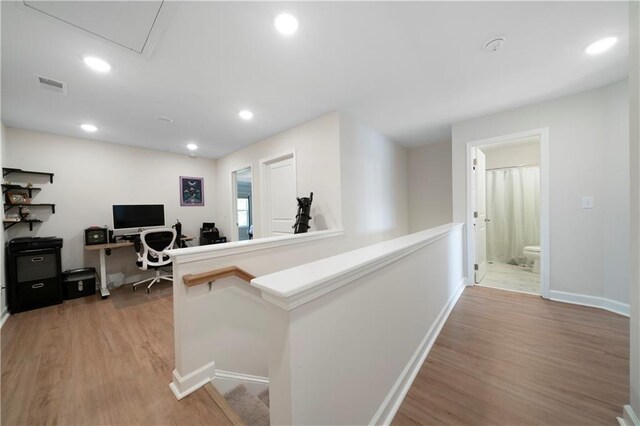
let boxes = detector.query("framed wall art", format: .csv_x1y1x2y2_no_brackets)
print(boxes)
180,176,204,206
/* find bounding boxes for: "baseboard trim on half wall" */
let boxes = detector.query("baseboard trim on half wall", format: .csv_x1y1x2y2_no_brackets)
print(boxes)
0,309,9,329
211,369,269,395
548,290,629,317
618,405,640,426
169,360,217,400
369,278,466,425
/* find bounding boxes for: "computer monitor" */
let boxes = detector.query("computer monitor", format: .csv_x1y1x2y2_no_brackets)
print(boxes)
112,204,165,235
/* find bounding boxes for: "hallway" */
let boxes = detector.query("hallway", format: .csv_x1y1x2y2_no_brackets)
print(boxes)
393,286,629,425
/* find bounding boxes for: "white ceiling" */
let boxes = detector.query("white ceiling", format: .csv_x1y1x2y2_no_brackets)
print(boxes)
23,1,164,54
1,1,629,159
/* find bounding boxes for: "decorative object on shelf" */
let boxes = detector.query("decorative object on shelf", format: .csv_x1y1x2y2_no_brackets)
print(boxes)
293,192,313,234
7,191,30,205
180,176,204,206
5,214,20,222
26,182,33,188
19,207,30,220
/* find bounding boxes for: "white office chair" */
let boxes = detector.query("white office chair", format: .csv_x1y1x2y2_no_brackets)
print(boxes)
132,228,176,293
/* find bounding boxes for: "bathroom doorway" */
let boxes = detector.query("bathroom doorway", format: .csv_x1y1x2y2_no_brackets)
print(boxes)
467,128,549,297
231,167,253,241
478,138,540,293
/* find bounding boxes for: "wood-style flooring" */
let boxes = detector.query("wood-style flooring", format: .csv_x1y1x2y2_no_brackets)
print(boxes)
1,282,231,426
393,286,629,426
2,282,629,425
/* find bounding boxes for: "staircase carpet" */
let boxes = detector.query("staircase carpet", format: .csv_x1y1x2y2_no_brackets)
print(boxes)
224,385,270,426
257,389,269,408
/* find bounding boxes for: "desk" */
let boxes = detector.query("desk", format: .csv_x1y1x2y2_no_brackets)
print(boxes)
84,242,133,298
84,236,194,299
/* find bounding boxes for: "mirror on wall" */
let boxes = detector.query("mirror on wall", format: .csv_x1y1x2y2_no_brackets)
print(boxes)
232,167,253,241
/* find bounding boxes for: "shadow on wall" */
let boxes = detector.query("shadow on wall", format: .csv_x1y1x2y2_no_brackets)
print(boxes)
313,213,327,231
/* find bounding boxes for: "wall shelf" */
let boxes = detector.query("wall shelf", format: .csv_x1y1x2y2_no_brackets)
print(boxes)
3,168,54,183
3,219,43,231
2,184,42,198
3,168,55,232
4,203,55,214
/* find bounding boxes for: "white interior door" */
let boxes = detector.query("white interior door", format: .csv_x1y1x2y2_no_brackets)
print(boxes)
262,154,296,236
474,149,487,283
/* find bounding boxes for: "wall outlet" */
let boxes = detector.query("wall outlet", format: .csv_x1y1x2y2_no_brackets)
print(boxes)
581,196,594,209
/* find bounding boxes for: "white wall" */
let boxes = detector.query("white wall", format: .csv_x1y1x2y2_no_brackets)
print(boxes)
254,224,464,425
407,141,452,232
168,230,346,399
4,128,218,285
0,122,6,319
452,80,630,308
628,0,640,421
483,142,540,170
339,114,408,248
215,112,342,240
215,111,409,250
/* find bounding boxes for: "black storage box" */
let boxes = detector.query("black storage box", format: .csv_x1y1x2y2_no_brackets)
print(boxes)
199,236,227,246
63,268,96,300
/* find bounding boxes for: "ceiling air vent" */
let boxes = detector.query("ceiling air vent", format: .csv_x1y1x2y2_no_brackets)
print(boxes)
36,75,67,95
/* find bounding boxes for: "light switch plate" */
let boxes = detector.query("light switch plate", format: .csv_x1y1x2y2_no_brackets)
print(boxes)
581,196,594,209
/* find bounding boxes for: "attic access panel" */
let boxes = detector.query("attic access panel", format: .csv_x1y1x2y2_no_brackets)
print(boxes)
23,0,164,54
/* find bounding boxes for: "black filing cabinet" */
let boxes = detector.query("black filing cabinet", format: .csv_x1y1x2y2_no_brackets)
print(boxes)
7,237,63,313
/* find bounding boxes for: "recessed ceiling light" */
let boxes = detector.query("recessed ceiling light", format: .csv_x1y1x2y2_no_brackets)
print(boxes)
187,143,198,151
274,12,299,36
239,110,254,120
585,37,617,55
81,123,98,132
83,56,111,72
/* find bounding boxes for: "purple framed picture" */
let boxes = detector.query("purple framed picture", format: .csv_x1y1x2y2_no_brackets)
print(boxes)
180,176,204,206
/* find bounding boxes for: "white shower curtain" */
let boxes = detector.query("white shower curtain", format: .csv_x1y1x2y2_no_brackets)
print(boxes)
486,166,540,265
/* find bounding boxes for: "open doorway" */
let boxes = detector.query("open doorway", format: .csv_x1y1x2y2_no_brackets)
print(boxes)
475,138,541,294
467,128,549,297
232,167,253,241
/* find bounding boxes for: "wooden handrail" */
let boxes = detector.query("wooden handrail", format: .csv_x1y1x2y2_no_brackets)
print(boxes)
183,266,256,287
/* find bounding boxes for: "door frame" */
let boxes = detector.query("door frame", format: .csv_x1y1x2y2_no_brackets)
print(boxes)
230,165,254,242
259,150,296,238
465,128,550,297
473,148,487,284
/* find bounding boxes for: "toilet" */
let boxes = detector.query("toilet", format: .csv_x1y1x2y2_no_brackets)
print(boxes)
523,246,540,273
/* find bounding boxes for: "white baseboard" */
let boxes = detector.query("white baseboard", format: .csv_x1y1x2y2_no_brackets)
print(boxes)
548,290,629,317
0,309,9,329
370,278,466,425
619,405,640,426
169,360,216,400
212,369,269,395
